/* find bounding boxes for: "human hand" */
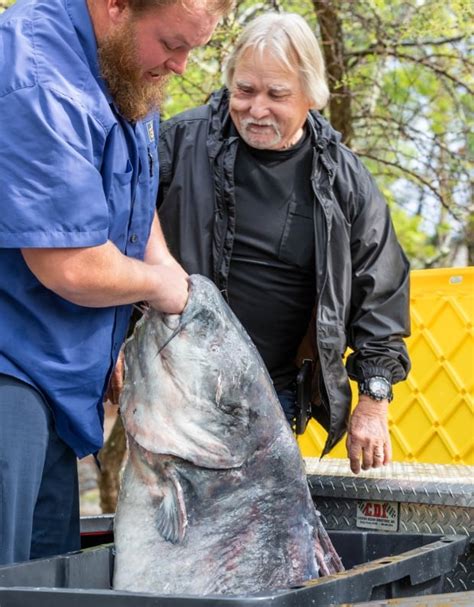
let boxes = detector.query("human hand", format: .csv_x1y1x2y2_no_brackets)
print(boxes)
346,396,392,474
148,260,189,314
106,349,125,405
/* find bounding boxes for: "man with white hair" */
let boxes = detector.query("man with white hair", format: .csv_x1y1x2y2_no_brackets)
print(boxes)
158,13,411,474
0,0,233,565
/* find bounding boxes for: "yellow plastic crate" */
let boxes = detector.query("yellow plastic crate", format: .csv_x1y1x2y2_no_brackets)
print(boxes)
298,267,474,465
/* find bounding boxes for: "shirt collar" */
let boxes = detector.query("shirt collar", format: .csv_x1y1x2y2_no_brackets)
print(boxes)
66,0,113,103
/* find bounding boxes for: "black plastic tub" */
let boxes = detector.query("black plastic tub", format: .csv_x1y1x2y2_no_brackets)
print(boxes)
0,531,469,607
80,514,114,549
344,590,474,606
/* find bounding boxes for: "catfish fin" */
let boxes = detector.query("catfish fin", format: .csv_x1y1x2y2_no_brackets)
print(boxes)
155,470,188,544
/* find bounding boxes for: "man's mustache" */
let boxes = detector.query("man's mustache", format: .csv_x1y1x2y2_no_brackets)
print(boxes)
241,118,279,130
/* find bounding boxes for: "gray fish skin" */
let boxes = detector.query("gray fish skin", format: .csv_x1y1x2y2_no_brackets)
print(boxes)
113,274,343,596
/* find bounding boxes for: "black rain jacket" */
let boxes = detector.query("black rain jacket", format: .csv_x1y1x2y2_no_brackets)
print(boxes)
158,88,411,455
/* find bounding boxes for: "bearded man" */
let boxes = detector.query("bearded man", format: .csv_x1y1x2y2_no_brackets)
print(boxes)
158,13,411,474
0,0,232,565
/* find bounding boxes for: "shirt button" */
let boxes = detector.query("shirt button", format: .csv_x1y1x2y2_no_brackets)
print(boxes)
130,233,138,243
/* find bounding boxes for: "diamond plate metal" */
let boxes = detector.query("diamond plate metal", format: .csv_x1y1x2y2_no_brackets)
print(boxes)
315,497,357,529
443,551,474,593
399,504,472,536
307,459,474,593
304,458,474,481
306,459,474,507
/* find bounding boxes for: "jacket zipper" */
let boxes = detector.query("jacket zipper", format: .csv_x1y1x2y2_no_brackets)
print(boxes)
311,147,335,455
214,150,229,292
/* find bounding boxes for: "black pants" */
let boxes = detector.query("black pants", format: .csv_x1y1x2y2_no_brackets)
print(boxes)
0,374,80,565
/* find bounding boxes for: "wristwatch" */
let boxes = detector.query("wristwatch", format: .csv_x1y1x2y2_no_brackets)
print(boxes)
359,376,393,402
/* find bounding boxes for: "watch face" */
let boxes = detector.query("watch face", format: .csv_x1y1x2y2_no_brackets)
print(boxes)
369,377,391,399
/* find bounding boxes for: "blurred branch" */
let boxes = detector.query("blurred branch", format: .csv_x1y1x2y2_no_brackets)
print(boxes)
360,152,464,221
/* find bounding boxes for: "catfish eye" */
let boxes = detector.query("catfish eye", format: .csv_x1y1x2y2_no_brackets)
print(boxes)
217,400,240,414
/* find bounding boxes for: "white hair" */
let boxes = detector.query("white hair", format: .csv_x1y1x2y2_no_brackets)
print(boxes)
224,12,330,110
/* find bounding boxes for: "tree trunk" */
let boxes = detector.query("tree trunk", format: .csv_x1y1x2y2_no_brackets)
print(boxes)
467,213,474,266
312,0,353,145
98,414,127,513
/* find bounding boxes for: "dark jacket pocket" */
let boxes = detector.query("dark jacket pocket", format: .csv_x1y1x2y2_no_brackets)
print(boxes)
278,200,314,268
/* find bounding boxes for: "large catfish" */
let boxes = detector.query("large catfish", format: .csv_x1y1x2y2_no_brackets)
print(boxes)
113,275,343,596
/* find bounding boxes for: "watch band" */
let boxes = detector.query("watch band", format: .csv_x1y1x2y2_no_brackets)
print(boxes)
359,376,393,402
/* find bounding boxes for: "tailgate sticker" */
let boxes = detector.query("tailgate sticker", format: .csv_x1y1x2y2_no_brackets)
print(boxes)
356,500,399,531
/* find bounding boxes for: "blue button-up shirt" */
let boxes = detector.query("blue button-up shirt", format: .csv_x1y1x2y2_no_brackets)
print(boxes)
0,0,160,457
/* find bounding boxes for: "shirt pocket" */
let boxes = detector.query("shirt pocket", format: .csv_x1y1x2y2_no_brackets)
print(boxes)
278,200,314,268
112,160,134,188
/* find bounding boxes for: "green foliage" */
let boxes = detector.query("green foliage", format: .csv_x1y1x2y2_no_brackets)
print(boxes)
163,19,241,117
326,0,472,267
390,208,438,269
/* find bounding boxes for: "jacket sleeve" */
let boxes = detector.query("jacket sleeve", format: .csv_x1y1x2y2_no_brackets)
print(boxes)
345,162,411,385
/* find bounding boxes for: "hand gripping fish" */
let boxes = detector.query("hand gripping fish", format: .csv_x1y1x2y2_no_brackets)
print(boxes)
113,275,343,596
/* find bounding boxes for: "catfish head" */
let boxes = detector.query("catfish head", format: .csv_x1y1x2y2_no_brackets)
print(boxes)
120,275,267,470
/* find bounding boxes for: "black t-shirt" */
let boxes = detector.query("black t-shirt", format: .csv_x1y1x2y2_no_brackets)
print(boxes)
227,129,316,392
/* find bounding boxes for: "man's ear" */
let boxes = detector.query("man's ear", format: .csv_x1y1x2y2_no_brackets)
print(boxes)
106,0,129,24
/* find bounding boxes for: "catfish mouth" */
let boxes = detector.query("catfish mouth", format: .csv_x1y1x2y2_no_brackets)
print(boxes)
154,275,225,356
156,319,185,356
